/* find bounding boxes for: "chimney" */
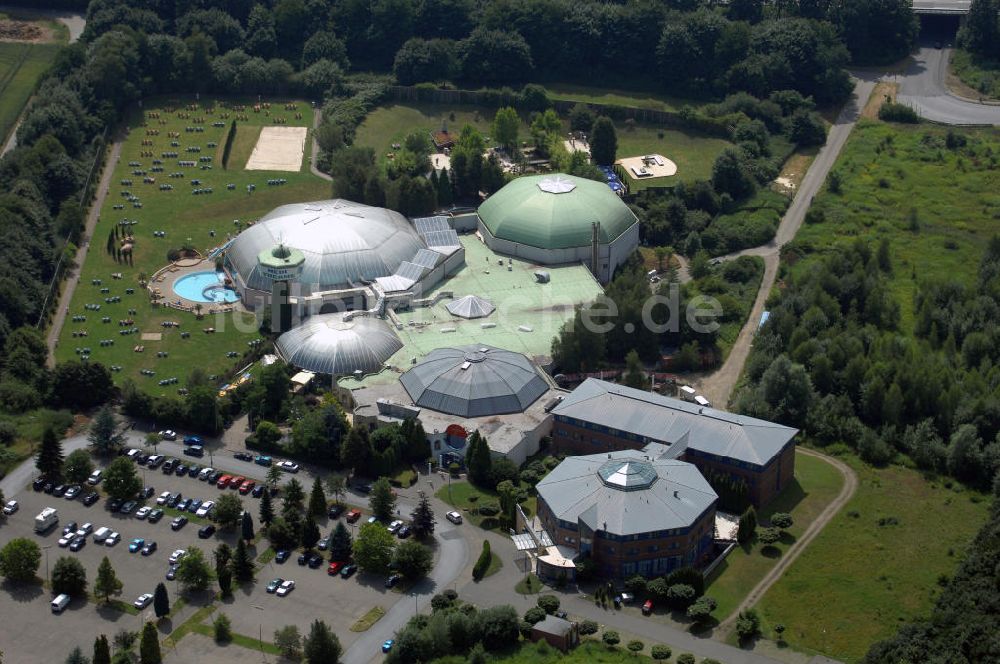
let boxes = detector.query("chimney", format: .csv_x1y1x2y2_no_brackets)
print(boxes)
673,490,678,498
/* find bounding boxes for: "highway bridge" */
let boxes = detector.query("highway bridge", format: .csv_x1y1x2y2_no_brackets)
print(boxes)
911,0,971,15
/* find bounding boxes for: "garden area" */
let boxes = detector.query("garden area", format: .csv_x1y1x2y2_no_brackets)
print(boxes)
0,40,62,146
53,96,330,395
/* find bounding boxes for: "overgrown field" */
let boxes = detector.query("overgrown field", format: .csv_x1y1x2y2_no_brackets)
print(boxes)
791,121,1000,331
950,48,1000,101
54,96,329,395
0,41,61,144
756,454,990,662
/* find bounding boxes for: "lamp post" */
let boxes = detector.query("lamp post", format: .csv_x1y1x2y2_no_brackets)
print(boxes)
411,591,418,616
253,604,266,662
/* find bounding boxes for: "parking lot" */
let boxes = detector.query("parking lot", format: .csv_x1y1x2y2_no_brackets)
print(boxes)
0,447,426,662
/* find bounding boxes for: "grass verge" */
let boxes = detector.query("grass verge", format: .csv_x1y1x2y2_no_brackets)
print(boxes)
481,551,503,579
256,547,275,564
515,573,543,595
350,605,386,632
191,623,282,655
162,604,216,648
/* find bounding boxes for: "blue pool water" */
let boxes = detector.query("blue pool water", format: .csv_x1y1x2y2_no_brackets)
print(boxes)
173,271,239,304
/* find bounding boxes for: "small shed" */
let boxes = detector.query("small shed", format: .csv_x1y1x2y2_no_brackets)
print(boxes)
290,370,316,393
530,615,579,652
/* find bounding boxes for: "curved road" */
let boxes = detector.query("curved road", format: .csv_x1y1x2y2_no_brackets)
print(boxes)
896,45,1000,125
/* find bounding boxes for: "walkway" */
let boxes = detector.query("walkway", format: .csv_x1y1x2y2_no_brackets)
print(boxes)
895,44,1000,125
309,108,332,181
696,77,876,408
44,134,124,366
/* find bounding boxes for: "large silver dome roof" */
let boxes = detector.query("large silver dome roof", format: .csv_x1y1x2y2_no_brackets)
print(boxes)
400,344,548,418
226,199,425,295
275,313,402,376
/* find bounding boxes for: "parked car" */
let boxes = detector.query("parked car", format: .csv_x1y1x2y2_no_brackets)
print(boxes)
266,578,283,593
176,498,192,512
165,492,181,508
216,475,232,489
239,480,255,495
33,478,46,491
251,485,265,498
254,455,272,466
385,573,401,588
166,564,177,580
138,486,155,500
327,561,344,575
308,553,323,568
129,538,145,553
82,492,99,507
174,464,189,476
397,525,412,539
297,552,309,566
198,524,216,539
63,522,79,536
156,491,171,505
208,471,223,484
642,599,654,615
345,509,362,523
76,523,94,538
275,550,290,564
354,483,372,494
3,500,19,515
171,516,188,531
161,459,177,474
276,461,299,473
233,452,253,461
276,580,295,597
198,467,214,481
169,549,186,564
69,537,86,552
382,639,394,653
105,531,121,546
195,500,214,518
183,446,204,458
141,541,158,555
147,455,164,469
64,485,82,500
53,484,67,497
87,470,103,485
159,430,177,440
387,520,404,534
446,511,463,525
229,476,246,490
119,501,137,514
187,465,202,477
183,435,203,446
147,509,164,523
135,506,151,520
327,504,344,519
58,532,75,547
107,498,123,512
133,593,153,609
187,499,202,514
340,563,357,578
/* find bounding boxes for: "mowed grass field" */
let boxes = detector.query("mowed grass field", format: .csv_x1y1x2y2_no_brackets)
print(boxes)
704,450,845,621
793,121,1000,332
353,101,732,186
0,41,61,145
755,454,989,662
54,96,330,395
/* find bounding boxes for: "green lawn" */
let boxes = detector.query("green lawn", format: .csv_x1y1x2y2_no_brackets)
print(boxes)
434,479,535,531
755,454,990,662
0,41,61,145
54,96,331,395
705,450,845,621
354,100,733,186
546,82,699,113
433,639,662,664
793,121,1000,332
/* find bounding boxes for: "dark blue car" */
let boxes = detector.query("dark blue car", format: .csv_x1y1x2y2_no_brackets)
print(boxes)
183,435,203,446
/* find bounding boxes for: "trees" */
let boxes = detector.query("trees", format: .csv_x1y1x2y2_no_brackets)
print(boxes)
92,636,110,664
496,480,519,530
472,540,491,581
301,514,321,550
52,556,87,597
735,609,761,641
103,456,142,502
959,0,1000,59
303,620,341,664
328,522,353,563
232,539,254,582
176,547,213,592
393,38,457,85
88,406,125,456
457,28,533,86
282,478,305,515
52,360,114,410
139,621,161,664
308,476,327,519
686,596,718,625
326,475,347,506
267,518,299,551
711,148,756,201
214,493,244,531
622,350,647,389
94,556,122,603
410,492,435,540
737,506,757,545
353,522,396,574
266,465,282,491
537,594,560,614
477,605,520,651
259,488,275,526
274,625,302,661
369,477,396,523
828,0,917,65
0,538,40,583
466,431,493,487
213,613,232,644
241,510,255,541
393,540,433,580
64,646,88,664
153,582,169,618
63,449,94,484
589,117,618,166
36,426,64,480
491,107,520,152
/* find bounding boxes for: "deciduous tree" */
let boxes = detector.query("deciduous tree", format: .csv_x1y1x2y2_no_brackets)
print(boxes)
369,477,396,523
94,556,122,603
52,556,87,597
353,522,395,574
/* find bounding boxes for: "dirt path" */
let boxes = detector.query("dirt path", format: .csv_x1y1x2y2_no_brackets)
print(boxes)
309,108,332,182
45,135,123,366
719,448,859,629
694,77,875,408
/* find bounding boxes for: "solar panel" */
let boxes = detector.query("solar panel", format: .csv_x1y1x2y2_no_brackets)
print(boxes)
411,249,442,269
413,216,450,234
395,261,428,282
422,229,460,247
375,275,415,292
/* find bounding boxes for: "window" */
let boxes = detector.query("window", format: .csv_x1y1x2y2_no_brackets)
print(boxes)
565,536,575,544
647,545,659,553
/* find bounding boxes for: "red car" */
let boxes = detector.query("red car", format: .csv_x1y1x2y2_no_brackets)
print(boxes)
229,476,245,489
642,599,653,615
345,509,362,523
216,475,232,489
327,561,344,575
238,480,255,495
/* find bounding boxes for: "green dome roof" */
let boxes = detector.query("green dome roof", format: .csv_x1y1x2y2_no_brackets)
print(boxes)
477,174,637,250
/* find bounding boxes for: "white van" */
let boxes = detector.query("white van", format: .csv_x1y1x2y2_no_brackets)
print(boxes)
51,593,70,613
88,469,102,485
93,526,112,543
694,395,712,408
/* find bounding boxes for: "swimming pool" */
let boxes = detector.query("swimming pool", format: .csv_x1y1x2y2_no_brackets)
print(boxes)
172,271,239,304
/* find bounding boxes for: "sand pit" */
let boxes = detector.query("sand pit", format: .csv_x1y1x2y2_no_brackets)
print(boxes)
245,126,307,171
141,333,162,341
617,153,678,180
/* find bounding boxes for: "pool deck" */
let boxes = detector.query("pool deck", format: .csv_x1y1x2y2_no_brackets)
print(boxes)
338,234,603,390
149,259,242,314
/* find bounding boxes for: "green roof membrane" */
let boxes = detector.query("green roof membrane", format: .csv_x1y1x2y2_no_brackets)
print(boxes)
477,174,638,249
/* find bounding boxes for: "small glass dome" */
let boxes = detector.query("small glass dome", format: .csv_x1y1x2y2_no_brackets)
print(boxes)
598,459,658,491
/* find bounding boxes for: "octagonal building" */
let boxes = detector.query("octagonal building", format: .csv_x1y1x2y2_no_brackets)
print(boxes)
476,174,639,282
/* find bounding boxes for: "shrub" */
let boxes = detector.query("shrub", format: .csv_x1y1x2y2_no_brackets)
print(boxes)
602,630,620,647
537,594,560,614
472,541,492,581
579,619,599,635
735,609,761,641
878,102,919,124
524,606,546,624
677,654,696,664
651,645,672,660
213,613,233,643
627,640,644,654
477,502,500,517
770,512,793,529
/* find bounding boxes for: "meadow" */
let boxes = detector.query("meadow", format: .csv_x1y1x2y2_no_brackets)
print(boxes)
792,121,1000,331
0,41,61,145
755,454,990,662
54,96,330,395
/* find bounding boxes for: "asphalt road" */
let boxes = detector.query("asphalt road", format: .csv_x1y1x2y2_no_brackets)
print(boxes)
896,45,1000,125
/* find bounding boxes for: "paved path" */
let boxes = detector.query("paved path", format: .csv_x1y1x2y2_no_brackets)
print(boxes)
717,449,858,630
895,44,1000,125
44,135,123,366
309,109,332,181
696,77,875,408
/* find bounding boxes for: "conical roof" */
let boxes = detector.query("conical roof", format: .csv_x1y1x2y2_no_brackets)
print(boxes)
400,345,548,418
446,295,495,319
